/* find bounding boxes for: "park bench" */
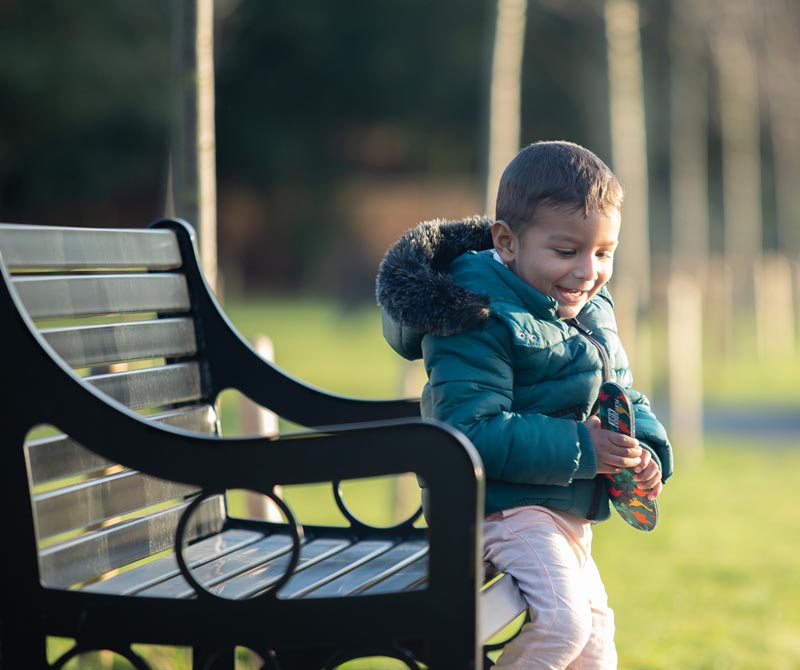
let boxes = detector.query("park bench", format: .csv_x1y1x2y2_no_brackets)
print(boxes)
0,219,526,670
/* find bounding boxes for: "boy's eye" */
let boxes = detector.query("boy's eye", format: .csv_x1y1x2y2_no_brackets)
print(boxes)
554,248,575,257
597,250,615,260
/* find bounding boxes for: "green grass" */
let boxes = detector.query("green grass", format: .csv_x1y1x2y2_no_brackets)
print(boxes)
222,297,410,400
595,440,800,670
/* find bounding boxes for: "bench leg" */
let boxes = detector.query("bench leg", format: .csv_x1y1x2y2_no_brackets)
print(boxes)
193,643,235,670
427,642,480,670
1,616,48,670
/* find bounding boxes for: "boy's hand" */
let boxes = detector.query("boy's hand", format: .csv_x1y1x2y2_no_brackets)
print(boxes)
633,448,663,500
583,414,642,475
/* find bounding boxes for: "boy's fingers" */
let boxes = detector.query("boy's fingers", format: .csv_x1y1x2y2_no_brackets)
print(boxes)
609,453,641,469
636,473,659,489
646,481,663,500
609,433,640,450
633,466,662,492
633,449,652,473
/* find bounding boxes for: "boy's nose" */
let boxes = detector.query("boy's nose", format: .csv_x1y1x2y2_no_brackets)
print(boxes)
573,255,598,280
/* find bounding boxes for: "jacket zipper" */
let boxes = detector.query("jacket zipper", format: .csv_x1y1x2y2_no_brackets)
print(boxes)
567,317,611,521
567,317,611,387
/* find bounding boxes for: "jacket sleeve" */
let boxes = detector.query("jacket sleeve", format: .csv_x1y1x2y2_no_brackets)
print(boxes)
626,387,674,483
421,322,597,486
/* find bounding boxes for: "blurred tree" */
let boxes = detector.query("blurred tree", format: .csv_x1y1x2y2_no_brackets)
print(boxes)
484,0,528,214
710,0,763,286
168,0,198,226
213,0,493,293
518,1,610,155
0,1,171,224
669,0,711,270
763,0,800,257
604,0,650,306
168,0,218,294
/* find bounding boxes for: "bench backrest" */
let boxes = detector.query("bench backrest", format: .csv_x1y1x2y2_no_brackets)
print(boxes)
0,223,226,589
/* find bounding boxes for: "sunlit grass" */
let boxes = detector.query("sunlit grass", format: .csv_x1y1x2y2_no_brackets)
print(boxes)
222,297,410,400
595,439,800,670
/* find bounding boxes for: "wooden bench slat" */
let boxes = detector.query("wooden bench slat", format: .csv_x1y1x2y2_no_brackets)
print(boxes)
0,225,181,271
277,540,396,599
152,404,218,433
139,537,349,599
479,573,528,642
214,537,358,600
27,434,117,488
39,496,226,588
83,528,268,595
11,273,190,319
296,541,428,598
27,405,217,487
287,539,428,599
87,362,204,410
358,556,428,595
137,534,296,598
41,318,198,368
34,470,199,540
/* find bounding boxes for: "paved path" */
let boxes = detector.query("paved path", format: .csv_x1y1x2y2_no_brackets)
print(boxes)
654,401,800,440
702,404,800,438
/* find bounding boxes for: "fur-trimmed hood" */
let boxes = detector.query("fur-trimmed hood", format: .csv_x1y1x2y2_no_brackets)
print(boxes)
375,216,495,337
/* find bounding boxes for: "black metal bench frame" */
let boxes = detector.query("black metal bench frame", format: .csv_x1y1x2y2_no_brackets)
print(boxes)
0,219,525,670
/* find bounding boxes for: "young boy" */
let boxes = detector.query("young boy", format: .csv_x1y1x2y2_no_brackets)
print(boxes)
376,140,673,669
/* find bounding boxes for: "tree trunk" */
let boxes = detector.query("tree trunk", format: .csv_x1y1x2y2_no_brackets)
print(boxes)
711,2,762,304
196,0,218,295
484,0,528,215
669,0,710,270
604,0,650,306
764,0,800,257
169,0,218,296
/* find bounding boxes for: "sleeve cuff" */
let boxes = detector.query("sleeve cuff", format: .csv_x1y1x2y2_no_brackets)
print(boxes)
639,440,665,482
574,421,598,479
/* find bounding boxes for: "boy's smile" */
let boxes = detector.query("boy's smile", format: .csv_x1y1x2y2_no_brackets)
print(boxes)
492,205,621,319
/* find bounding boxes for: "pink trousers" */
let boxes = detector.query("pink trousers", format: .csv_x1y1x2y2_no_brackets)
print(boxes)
483,506,617,670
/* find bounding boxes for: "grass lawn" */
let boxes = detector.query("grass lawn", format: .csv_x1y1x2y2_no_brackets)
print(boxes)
595,440,800,670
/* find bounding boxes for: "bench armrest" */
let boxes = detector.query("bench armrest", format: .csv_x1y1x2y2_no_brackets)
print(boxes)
152,219,421,427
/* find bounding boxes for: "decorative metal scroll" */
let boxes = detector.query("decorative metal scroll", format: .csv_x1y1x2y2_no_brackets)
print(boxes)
201,646,282,670
51,643,151,670
332,479,423,532
174,488,303,600
323,644,424,670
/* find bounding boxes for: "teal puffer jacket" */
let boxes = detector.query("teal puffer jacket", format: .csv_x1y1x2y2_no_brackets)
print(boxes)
377,217,673,521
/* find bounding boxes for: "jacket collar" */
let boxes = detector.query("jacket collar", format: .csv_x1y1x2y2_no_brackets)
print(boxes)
464,250,560,321
376,216,495,336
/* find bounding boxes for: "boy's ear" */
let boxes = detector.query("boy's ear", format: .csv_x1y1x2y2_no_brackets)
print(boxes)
492,220,517,264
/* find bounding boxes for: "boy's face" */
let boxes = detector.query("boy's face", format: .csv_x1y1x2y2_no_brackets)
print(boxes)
492,204,621,319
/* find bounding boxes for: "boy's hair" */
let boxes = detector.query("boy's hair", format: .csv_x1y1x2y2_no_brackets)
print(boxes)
495,140,624,232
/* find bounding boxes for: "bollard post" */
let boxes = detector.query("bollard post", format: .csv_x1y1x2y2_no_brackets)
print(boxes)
667,273,703,455
240,335,283,521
